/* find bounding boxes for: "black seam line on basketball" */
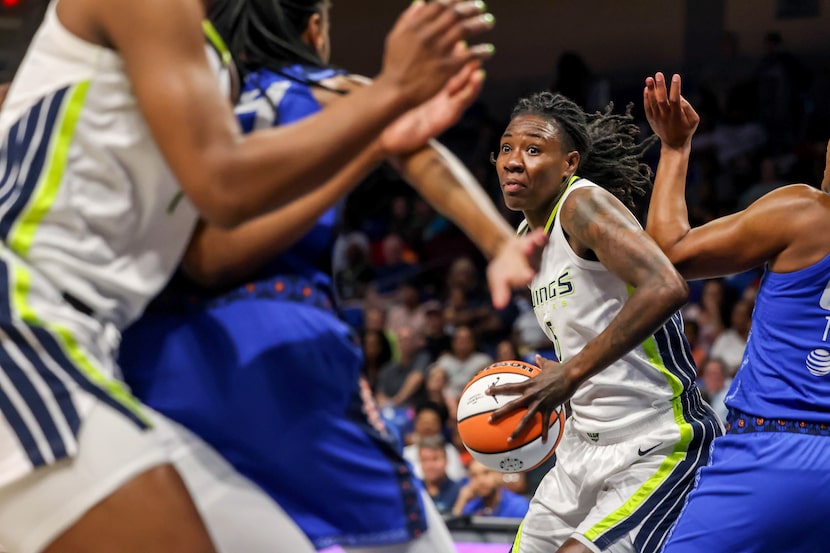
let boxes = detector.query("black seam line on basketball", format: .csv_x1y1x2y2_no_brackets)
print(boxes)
464,433,555,455
457,412,561,424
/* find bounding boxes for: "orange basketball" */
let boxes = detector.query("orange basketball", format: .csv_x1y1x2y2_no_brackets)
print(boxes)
456,360,565,473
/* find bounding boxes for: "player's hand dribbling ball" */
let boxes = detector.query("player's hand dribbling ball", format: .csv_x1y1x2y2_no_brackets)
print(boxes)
457,360,565,473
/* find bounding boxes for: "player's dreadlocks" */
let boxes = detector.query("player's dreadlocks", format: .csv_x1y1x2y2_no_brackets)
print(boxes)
511,91,657,215
209,0,328,77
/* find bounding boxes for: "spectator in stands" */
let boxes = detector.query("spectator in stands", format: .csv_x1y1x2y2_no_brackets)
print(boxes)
700,357,731,423
709,298,753,376
683,278,730,352
443,257,491,319
363,304,399,360
495,338,521,362
434,325,494,399
376,326,432,408
333,232,375,301
683,319,707,368
386,281,429,342
452,460,530,518
418,435,464,515
362,329,393,393
423,365,458,424
403,402,466,481
422,300,452,362
373,233,420,295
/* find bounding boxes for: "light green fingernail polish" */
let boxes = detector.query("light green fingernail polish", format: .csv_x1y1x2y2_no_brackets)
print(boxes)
474,0,487,11
481,13,495,25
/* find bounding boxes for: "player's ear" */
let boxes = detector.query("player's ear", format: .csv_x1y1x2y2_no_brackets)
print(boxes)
303,12,325,59
563,150,580,179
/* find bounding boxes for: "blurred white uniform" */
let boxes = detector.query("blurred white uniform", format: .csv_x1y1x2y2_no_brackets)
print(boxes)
0,2,313,552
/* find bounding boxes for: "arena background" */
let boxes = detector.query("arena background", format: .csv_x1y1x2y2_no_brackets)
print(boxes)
2,0,830,550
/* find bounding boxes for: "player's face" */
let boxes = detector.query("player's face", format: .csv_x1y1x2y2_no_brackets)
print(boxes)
497,114,578,221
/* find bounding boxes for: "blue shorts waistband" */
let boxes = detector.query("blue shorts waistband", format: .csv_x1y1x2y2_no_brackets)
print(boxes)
726,409,830,437
202,275,336,313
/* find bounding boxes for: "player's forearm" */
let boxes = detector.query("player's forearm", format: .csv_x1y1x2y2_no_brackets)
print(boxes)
646,145,694,257
182,142,385,288
396,140,513,259
199,82,410,227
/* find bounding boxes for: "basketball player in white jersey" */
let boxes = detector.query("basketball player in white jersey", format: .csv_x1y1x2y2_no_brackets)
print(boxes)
0,1,501,552
488,92,723,553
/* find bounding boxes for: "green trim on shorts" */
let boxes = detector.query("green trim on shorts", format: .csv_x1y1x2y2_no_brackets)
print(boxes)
11,264,151,427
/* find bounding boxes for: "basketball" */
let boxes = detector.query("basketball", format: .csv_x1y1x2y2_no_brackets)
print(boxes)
457,360,566,473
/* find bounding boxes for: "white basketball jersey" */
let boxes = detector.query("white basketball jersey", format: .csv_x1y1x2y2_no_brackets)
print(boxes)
525,179,698,435
0,1,231,331
0,2,232,485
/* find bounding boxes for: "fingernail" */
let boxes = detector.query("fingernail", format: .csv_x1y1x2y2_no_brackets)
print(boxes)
478,69,487,80
481,13,495,26
672,74,680,82
473,0,487,11
484,43,495,55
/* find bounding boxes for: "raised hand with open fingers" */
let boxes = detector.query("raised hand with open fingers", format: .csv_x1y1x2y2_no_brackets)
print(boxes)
643,72,700,150
486,228,547,310
379,0,495,111
380,59,485,155
486,354,577,443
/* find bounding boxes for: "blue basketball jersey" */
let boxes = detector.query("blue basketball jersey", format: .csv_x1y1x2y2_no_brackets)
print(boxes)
119,64,430,549
725,251,830,422
234,64,345,295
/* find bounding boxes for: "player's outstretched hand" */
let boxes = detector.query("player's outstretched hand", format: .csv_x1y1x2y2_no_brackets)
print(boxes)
485,354,576,443
378,0,495,110
643,72,700,150
486,228,547,310
822,139,830,194
380,59,485,155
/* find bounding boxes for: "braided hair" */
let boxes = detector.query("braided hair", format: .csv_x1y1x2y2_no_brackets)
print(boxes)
209,0,328,77
511,91,657,214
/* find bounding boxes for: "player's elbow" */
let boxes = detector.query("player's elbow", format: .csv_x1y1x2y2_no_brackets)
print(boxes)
659,271,690,312
185,161,252,229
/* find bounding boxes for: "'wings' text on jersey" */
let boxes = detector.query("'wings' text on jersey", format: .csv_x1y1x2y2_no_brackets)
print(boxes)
531,270,574,308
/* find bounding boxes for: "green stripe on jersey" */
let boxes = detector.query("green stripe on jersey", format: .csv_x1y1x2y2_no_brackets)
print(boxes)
9,82,89,256
202,20,232,67
543,175,580,234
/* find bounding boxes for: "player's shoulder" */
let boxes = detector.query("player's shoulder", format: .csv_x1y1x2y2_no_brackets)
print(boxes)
749,183,830,219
